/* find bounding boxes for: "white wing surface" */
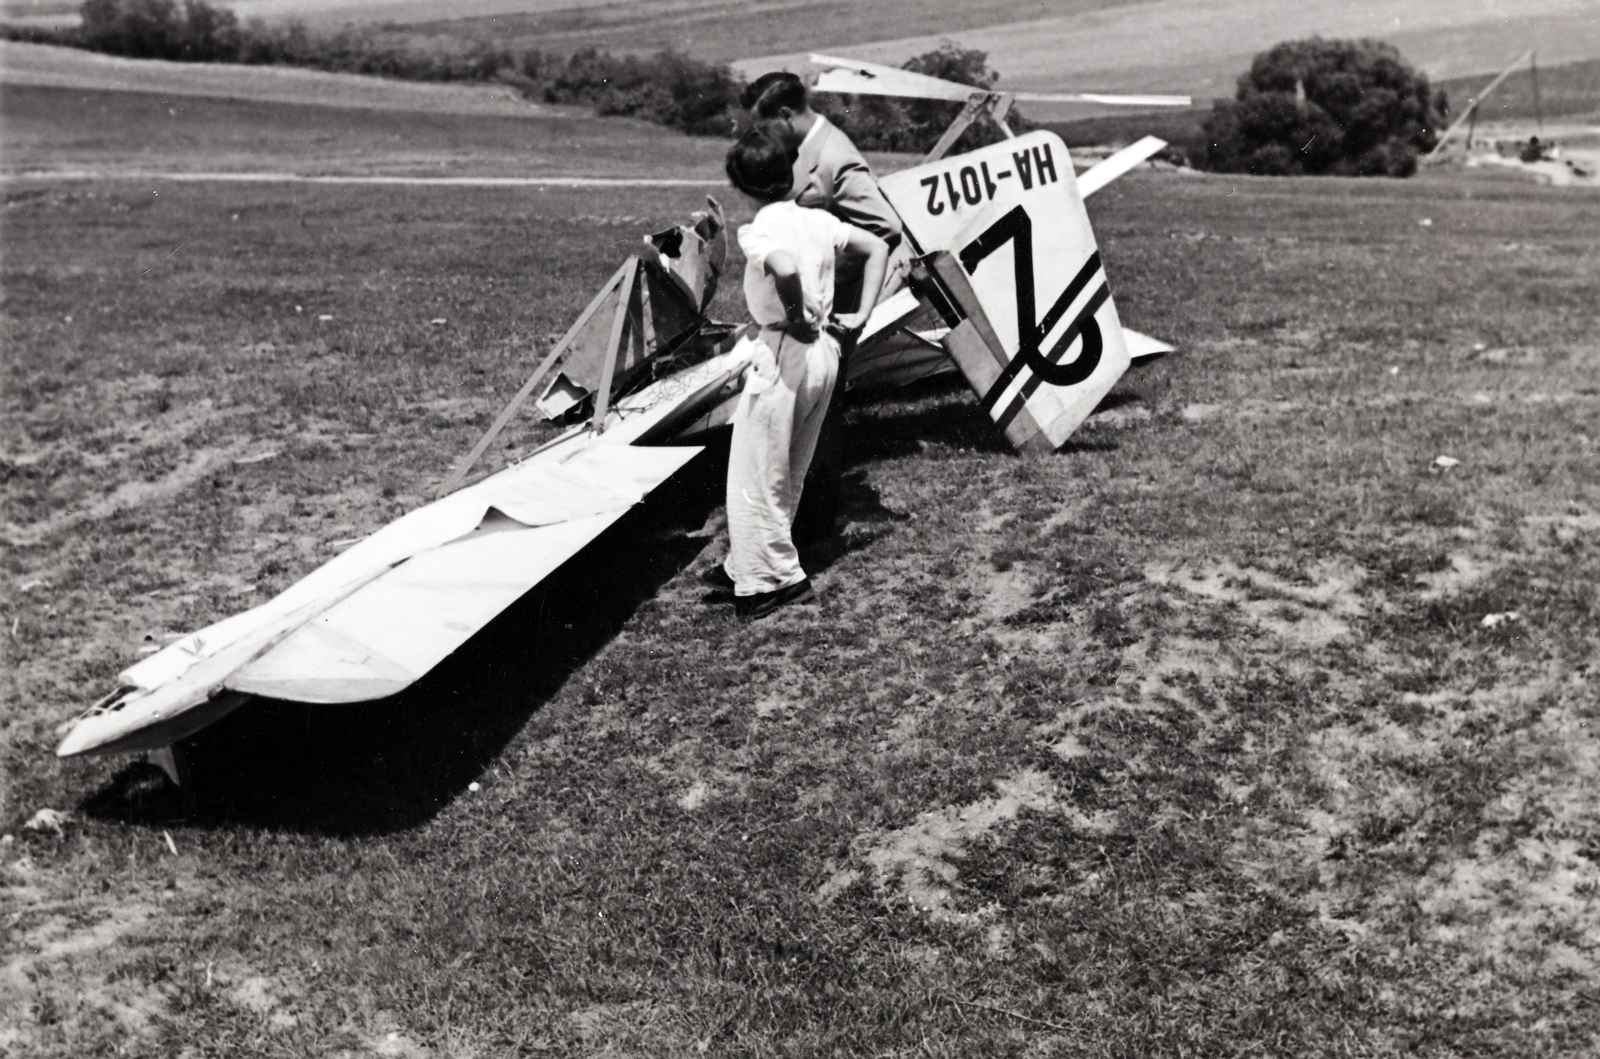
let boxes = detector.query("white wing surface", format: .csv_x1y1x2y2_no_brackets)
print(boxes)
1122,328,1175,360
810,54,1190,107
58,348,753,758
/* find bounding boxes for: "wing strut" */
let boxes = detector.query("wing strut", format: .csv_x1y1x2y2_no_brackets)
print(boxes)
923,91,1018,162
438,260,632,496
591,256,640,434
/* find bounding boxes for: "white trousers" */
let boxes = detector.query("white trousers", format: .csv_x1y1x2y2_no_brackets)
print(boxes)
725,328,839,596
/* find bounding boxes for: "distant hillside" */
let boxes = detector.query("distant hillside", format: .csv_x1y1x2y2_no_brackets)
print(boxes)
1437,57,1600,121
406,0,1145,65
408,0,1600,105
0,39,553,116
9,0,1600,109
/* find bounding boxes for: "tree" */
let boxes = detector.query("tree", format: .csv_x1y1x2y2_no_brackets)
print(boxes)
543,49,742,137
79,0,239,61
1202,38,1448,177
80,0,181,57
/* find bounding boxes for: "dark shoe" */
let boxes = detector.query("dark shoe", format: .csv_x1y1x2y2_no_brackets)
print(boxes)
699,565,735,590
734,578,817,621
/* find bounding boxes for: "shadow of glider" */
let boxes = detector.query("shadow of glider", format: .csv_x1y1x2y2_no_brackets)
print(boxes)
57,109,1182,780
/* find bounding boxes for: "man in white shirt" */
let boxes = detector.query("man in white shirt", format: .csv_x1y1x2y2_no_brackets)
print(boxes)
741,72,910,541
718,126,889,620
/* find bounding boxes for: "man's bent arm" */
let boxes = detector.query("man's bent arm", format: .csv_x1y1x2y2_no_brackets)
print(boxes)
831,158,902,246
831,228,889,334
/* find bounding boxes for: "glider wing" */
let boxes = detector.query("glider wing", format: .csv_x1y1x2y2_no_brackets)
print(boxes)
810,54,1189,107
57,348,752,758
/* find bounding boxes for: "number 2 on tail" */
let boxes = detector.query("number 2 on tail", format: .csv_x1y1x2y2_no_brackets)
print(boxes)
959,205,1105,393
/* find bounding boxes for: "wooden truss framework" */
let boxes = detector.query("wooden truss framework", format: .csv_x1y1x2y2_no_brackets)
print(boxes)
439,256,729,495
924,91,1018,162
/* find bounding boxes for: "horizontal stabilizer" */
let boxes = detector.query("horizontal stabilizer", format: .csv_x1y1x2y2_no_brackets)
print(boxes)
1122,327,1174,360
1076,136,1168,197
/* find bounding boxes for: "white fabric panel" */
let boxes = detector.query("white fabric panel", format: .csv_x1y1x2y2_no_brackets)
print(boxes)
860,287,922,342
1075,136,1167,198
811,56,976,102
1123,327,1175,360
227,511,638,703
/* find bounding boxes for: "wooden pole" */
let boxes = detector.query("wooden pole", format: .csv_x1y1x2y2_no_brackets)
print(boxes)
590,256,639,435
1530,52,1544,135
437,261,630,496
989,93,1017,139
1428,50,1533,160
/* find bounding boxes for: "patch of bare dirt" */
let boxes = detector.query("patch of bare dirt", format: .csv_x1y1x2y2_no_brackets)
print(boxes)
1146,558,1365,649
825,769,1056,922
1,838,320,1052
0,854,166,1052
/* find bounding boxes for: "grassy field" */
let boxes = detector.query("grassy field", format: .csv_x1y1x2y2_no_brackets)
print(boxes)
0,81,732,178
0,40,553,118
4,79,1600,1057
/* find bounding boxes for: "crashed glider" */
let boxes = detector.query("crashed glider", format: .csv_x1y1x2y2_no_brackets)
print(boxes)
58,61,1189,770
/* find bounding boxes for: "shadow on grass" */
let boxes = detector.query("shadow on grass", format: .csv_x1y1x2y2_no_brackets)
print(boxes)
79,449,728,837
844,375,1143,460
845,382,1015,460
696,465,906,605
798,468,911,578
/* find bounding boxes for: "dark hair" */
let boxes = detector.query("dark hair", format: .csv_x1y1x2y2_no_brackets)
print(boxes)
725,124,796,202
740,71,808,118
